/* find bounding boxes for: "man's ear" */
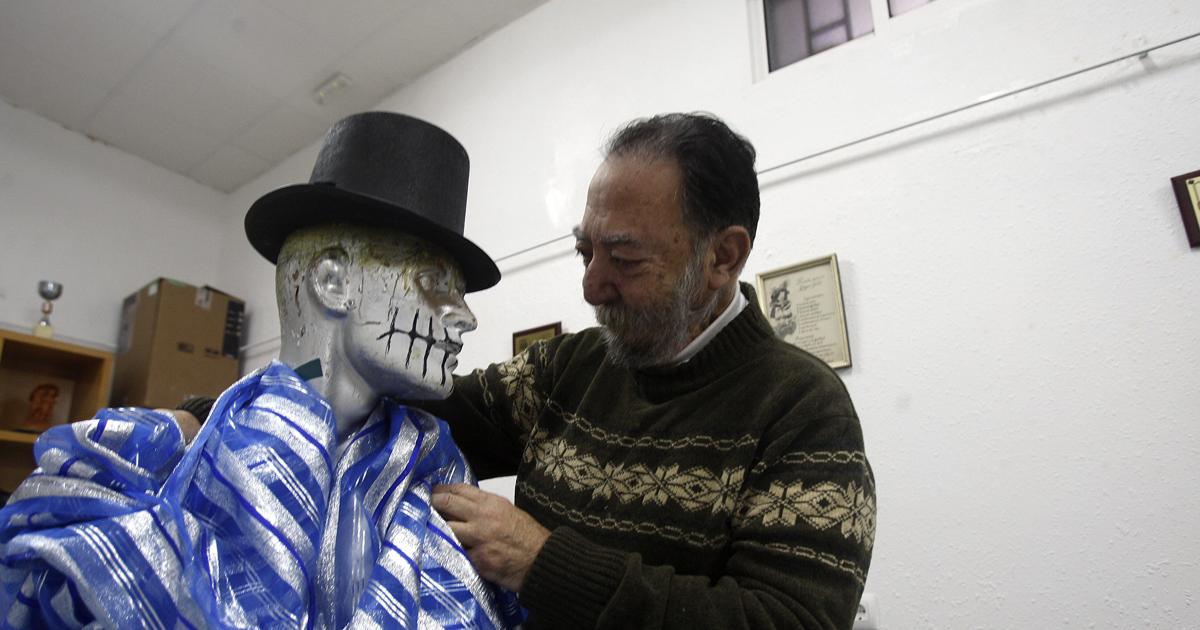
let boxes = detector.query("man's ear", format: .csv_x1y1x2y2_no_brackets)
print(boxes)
706,226,752,290
308,247,352,316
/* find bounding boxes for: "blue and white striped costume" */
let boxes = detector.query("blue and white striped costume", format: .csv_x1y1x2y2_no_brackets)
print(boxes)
0,361,523,629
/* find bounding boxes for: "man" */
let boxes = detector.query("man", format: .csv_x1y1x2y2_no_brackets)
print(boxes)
427,112,875,628
0,113,521,628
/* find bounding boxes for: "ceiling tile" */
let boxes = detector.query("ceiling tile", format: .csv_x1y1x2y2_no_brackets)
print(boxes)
0,0,185,88
0,0,549,189
233,103,330,163
261,0,421,58
86,91,223,174
0,48,111,130
189,144,272,192
98,0,200,30
337,2,477,90
113,44,278,138
444,0,548,37
169,0,341,100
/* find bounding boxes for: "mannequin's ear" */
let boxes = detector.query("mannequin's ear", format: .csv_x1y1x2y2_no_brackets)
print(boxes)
308,247,351,316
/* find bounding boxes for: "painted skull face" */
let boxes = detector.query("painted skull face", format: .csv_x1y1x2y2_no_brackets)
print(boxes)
340,232,476,400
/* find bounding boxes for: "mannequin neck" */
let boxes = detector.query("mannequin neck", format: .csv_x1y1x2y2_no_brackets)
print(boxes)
278,329,376,442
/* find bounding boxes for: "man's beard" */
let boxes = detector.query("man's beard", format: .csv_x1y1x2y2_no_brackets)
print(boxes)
595,248,721,369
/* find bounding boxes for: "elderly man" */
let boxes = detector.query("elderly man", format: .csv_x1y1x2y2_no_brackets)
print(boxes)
0,113,521,628
427,112,875,629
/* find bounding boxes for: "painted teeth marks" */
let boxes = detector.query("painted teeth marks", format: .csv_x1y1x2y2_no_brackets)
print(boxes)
421,315,434,378
376,308,429,359
376,308,458,384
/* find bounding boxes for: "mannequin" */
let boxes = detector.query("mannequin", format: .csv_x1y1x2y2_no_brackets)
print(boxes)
0,113,519,628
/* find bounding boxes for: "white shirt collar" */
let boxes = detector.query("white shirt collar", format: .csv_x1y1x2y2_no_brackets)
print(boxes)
671,288,749,365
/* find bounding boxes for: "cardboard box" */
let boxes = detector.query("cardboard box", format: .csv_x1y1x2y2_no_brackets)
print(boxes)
112,278,244,409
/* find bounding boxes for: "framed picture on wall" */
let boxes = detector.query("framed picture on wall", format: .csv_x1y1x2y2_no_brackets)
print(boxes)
512,322,562,356
1170,169,1200,248
756,254,852,369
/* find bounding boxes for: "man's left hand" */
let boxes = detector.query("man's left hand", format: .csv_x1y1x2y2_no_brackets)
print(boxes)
431,483,550,592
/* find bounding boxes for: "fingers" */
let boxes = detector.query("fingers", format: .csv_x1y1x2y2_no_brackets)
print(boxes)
433,483,483,499
432,485,491,548
431,484,478,520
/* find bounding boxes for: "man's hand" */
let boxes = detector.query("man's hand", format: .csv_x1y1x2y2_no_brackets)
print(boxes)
431,483,550,592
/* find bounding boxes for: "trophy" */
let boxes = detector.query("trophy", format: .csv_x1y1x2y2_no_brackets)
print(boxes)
33,280,63,338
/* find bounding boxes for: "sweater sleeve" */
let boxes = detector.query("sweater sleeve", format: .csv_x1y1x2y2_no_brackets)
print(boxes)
418,337,561,480
519,411,876,629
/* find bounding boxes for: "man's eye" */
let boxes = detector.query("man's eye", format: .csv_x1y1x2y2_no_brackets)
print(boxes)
576,250,592,266
612,258,641,270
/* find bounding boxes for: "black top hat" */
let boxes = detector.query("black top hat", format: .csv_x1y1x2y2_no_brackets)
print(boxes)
245,112,500,292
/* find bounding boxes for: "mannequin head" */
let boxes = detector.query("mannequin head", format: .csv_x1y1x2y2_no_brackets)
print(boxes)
276,223,476,435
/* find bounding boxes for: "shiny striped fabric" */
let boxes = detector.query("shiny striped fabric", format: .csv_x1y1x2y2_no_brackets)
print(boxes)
0,361,523,629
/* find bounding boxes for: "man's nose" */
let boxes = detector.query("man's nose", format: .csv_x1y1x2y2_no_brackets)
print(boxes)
582,259,618,306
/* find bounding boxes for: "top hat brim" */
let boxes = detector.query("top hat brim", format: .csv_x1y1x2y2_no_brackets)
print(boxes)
245,184,500,293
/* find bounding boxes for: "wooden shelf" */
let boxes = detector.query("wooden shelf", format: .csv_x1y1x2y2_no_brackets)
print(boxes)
0,429,39,445
0,328,113,492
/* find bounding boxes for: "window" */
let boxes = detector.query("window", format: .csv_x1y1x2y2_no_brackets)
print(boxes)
763,0,875,72
889,0,934,17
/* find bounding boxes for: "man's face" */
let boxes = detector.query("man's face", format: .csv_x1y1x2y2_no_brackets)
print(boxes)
575,155,719,367
340,233,476,400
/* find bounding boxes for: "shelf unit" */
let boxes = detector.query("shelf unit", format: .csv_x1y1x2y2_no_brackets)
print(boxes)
0,328,113,492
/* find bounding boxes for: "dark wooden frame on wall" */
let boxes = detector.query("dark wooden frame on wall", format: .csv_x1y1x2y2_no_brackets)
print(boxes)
512,322,562,357
1170,169,1200,248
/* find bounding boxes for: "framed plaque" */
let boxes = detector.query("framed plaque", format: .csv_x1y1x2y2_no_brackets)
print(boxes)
1170,169,1200,248
512,322,562,356
756,254,852,369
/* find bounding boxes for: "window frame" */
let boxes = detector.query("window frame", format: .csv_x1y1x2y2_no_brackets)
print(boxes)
748,0,894,81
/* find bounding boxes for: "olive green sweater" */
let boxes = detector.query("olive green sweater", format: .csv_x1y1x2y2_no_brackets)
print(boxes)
426,286,875,629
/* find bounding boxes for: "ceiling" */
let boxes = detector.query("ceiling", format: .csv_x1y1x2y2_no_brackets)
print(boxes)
0,0,547,192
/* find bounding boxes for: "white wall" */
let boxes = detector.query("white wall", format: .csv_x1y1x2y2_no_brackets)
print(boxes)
0,100,227,349
218,0,1200,627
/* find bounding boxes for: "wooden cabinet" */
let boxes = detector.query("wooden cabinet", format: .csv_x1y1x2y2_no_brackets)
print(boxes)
0,328,113,492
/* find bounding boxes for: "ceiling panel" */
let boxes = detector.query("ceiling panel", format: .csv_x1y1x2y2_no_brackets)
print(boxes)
103,44,278,139
261,0,422,57
170,0,341,100
87,90,224,174
233,103,330,163
190,145,272,191
0,2,161,87
0,0,550,193
0,47,111,130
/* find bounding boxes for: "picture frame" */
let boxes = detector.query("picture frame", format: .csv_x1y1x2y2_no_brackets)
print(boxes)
756,254,852,369
0,368,75,432
1170,169,1200,248
512,322,562,356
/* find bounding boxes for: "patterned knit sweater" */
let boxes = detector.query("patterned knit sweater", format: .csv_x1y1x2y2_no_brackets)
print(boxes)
424,285,876,629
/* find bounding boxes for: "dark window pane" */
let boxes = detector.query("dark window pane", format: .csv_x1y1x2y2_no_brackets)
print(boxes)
811,24,850,54
889,0,934,17
807,0,845,31
765,0,875,72
765,0,811,71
